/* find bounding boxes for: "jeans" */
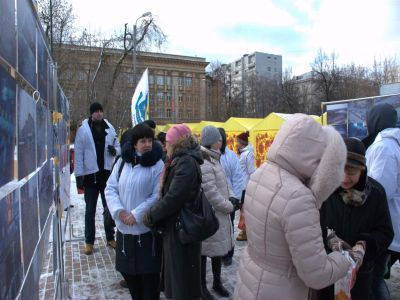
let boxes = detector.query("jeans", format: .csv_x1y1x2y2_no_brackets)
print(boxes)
372,253,391,300
84,186,115,244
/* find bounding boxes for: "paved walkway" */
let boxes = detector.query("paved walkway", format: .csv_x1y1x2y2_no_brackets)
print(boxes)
39,176,400,299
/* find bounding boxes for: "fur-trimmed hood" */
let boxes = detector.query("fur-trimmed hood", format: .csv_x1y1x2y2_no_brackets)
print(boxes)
170,135,203,165
267,114,346,208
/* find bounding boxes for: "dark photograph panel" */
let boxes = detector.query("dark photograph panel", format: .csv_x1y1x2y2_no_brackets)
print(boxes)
17,0,37,88
36,102,47,166
348,99,374,139
0,190,23,300
20,216,50,300
0,0,17,66
326,103,348,126
332,124,348,139
18,88,37,179
38,161,53,232
37,33,48,102
0,68,17,187
20,175,39,268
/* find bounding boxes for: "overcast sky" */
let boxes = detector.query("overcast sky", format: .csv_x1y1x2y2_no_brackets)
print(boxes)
69,0,400,75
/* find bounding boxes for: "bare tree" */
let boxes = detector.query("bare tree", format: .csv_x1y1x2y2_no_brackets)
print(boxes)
311,49,342,102
37,0,75,48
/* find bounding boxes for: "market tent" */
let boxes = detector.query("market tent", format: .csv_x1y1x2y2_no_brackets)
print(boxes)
251,113,293,167
192,121,224,136
223,117,263,153
156,125,166,133
251,113,322,167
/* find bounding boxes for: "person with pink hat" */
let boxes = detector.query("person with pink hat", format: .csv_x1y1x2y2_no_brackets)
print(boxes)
144,124,203,300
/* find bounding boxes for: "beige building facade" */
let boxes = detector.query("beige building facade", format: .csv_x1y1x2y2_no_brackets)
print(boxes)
54,45,208,129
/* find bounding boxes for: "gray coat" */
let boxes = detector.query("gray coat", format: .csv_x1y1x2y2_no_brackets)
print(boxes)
200,146,234,257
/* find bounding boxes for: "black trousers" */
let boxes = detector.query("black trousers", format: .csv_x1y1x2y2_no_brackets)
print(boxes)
121,272,160,300
84,186,115,244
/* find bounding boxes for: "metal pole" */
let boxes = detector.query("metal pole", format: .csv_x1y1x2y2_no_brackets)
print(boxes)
49,0,53,54
132,24,137,89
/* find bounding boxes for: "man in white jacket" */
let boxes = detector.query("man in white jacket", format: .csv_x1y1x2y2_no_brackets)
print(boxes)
218,128,243,266
363,103,399,300
74,102,120,255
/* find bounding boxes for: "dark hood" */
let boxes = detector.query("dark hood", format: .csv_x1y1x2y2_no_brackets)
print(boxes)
363,104,397,149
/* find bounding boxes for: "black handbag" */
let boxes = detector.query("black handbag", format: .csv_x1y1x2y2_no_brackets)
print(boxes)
178,188,219,244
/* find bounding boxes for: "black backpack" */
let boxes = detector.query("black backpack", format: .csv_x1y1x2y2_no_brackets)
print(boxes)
177,163,219,244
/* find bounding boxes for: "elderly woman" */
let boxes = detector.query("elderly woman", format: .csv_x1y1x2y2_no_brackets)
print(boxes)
143,124,203,300
105,123,164,299
316,137,394,300
234,114,362,300
199,125,238,299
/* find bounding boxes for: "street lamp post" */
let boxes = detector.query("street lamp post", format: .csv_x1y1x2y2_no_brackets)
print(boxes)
132,12,152,88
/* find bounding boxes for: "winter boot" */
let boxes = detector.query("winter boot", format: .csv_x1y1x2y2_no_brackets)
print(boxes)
201,256,215,300
211,257,230,297
84,244,94,255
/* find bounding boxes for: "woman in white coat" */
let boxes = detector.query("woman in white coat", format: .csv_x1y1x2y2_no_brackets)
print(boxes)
200,125,239,299
105,123,164,300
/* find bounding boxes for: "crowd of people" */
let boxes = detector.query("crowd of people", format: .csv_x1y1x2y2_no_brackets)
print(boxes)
74,102,399,300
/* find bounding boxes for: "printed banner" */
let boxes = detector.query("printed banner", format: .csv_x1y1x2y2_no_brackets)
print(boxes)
131,68,149,126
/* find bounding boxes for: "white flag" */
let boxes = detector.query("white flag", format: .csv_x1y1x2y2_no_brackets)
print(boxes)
131,68,149,126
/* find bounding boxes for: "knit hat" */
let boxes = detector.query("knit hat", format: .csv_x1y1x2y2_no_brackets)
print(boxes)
237,131,249,145
200,125,221,147
90,102,103,114
143,119,156,129
166,124,191,145
344,137,366,170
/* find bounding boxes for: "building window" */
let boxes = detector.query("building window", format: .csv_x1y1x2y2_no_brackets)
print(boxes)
178,95,183,103
78,71,85,81
166,76,171,86
157,75,164,85
166,109,171,118
186,95,191,102
166,93,171,102
179,109,184,118
149,75,154,84
267,67,271,71
187,110,192,118
127,74,134,83
178,77,184,86
185,77,192,86
65,70,72,80
156,92,164,102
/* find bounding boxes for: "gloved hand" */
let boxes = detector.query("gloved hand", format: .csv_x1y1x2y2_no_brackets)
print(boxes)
229,197,241,211
349,241,366,271
327,231,351,251
108,145,117,156
143,212,155,228
76,176,84,190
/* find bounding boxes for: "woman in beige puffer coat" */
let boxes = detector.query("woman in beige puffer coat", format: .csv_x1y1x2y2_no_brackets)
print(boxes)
200,125,236,299
234,114,352,300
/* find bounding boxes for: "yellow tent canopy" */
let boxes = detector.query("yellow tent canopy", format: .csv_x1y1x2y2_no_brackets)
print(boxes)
192,121,224,136
251,113,322,167
223,117,263,153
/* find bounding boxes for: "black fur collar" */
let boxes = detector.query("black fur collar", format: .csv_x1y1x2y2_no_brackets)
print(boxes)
121,140,162,167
